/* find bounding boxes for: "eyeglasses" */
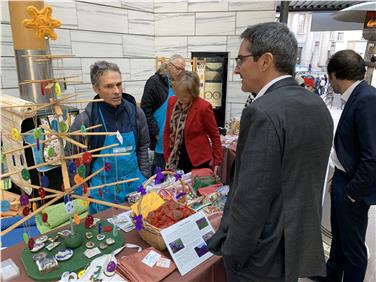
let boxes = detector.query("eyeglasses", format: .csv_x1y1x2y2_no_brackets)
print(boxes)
235,54,255,67
170,62,185,72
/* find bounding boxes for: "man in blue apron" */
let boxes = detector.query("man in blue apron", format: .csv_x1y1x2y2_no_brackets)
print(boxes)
68,61,150,214
141,54,185,171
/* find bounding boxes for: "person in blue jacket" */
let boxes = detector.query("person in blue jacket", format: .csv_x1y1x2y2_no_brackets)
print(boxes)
68,61,150,214
141,54,185,171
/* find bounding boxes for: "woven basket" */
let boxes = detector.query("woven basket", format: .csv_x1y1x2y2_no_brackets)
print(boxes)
135,171,193,251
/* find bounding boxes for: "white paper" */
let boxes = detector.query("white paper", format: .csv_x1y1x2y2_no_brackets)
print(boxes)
156,258,171,268
141,250,161,267
116,131,123,145
107,211,135,233
160,210,215,276
84,247,101,258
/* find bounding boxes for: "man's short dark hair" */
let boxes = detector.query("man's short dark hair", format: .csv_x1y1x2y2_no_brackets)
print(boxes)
90,61,121,87
327,50,366,81
241,22,297,75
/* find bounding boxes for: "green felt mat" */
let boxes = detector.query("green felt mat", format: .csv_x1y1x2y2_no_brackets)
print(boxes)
21,221,124,281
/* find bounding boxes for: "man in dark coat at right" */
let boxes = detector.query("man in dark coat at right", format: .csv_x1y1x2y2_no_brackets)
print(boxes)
208,22,333,282
323,50,376,282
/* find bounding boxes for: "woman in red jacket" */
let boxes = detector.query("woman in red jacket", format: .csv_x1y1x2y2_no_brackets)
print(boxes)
163,71,223,173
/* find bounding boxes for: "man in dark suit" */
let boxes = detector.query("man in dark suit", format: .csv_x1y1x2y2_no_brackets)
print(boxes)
208,22,333,282
324,50,376,282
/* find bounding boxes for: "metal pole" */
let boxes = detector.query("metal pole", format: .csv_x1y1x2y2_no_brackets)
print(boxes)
8,0,53,103
280,1,290,24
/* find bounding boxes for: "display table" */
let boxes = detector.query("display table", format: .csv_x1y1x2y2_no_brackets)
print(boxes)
1,208,226,282
218,138,237,185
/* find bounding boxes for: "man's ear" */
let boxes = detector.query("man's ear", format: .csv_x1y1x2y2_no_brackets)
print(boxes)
92,84,99,95
260,52,274,72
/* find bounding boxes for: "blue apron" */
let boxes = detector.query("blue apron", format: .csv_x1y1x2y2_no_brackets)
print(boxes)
88,108,145,214
153,78,174,154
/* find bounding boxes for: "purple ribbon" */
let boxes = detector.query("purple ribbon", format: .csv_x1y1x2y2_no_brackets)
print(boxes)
174,172,183,181
155,166,164,184
137,185,146,196
132,214,144,231
176,191,186,200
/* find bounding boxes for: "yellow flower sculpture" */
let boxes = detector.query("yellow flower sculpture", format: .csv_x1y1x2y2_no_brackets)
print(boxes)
23,5,61,40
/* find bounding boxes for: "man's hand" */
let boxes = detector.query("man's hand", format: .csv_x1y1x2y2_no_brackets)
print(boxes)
214,165,219,176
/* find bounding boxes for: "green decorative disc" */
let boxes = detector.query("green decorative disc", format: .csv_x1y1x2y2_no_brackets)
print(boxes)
23,233,29,244
33,129,42,139
21,169,30,181
59,121,68,132
80,125,87,133
77,165,86,178
47,147,56,157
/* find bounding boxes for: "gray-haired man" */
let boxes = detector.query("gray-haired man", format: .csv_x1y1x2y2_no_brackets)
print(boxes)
141,54,185,171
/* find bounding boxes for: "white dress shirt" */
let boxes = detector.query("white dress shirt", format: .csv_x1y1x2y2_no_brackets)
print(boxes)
331,80,363,173
253,75,292,102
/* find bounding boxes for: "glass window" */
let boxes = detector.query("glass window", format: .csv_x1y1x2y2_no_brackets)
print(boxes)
297,47,303,64
298,14,306,34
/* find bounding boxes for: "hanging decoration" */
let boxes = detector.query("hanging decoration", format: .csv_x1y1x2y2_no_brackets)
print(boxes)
41,175,49,187
0,200,10,212
38,187,46,199
77,165,86,178
59,121,68,132
54,82,61,96
11,128,21,141
68,162,76,175
23,5,61,40
74,212,80,225
82,152,92,166
20,195,29,206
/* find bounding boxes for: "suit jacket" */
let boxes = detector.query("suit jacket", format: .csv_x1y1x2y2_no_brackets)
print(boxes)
208,77,333,281
334,81,376,205
163,96,223,167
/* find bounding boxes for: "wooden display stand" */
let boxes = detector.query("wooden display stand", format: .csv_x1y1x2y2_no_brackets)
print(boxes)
0,4,134,244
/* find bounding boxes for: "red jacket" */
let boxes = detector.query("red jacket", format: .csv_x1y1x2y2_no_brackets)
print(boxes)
163,96,223,167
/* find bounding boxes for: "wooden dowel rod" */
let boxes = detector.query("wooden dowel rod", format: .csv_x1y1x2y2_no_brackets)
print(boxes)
60,99,104,104
1,170,21,178
66,143,119,160
0,104,36,109
70,167,105,190
16,181,61,195
0,193,65,237
1,211,20,217
88,178,139,191
27,159,60,170
64,132,117,136
2,136,58,155
59,135,87,149
72,194,131,211
13,193,63,204
92,153,130,158
1,158,61,178
75,124,103,132
64,152,129,160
